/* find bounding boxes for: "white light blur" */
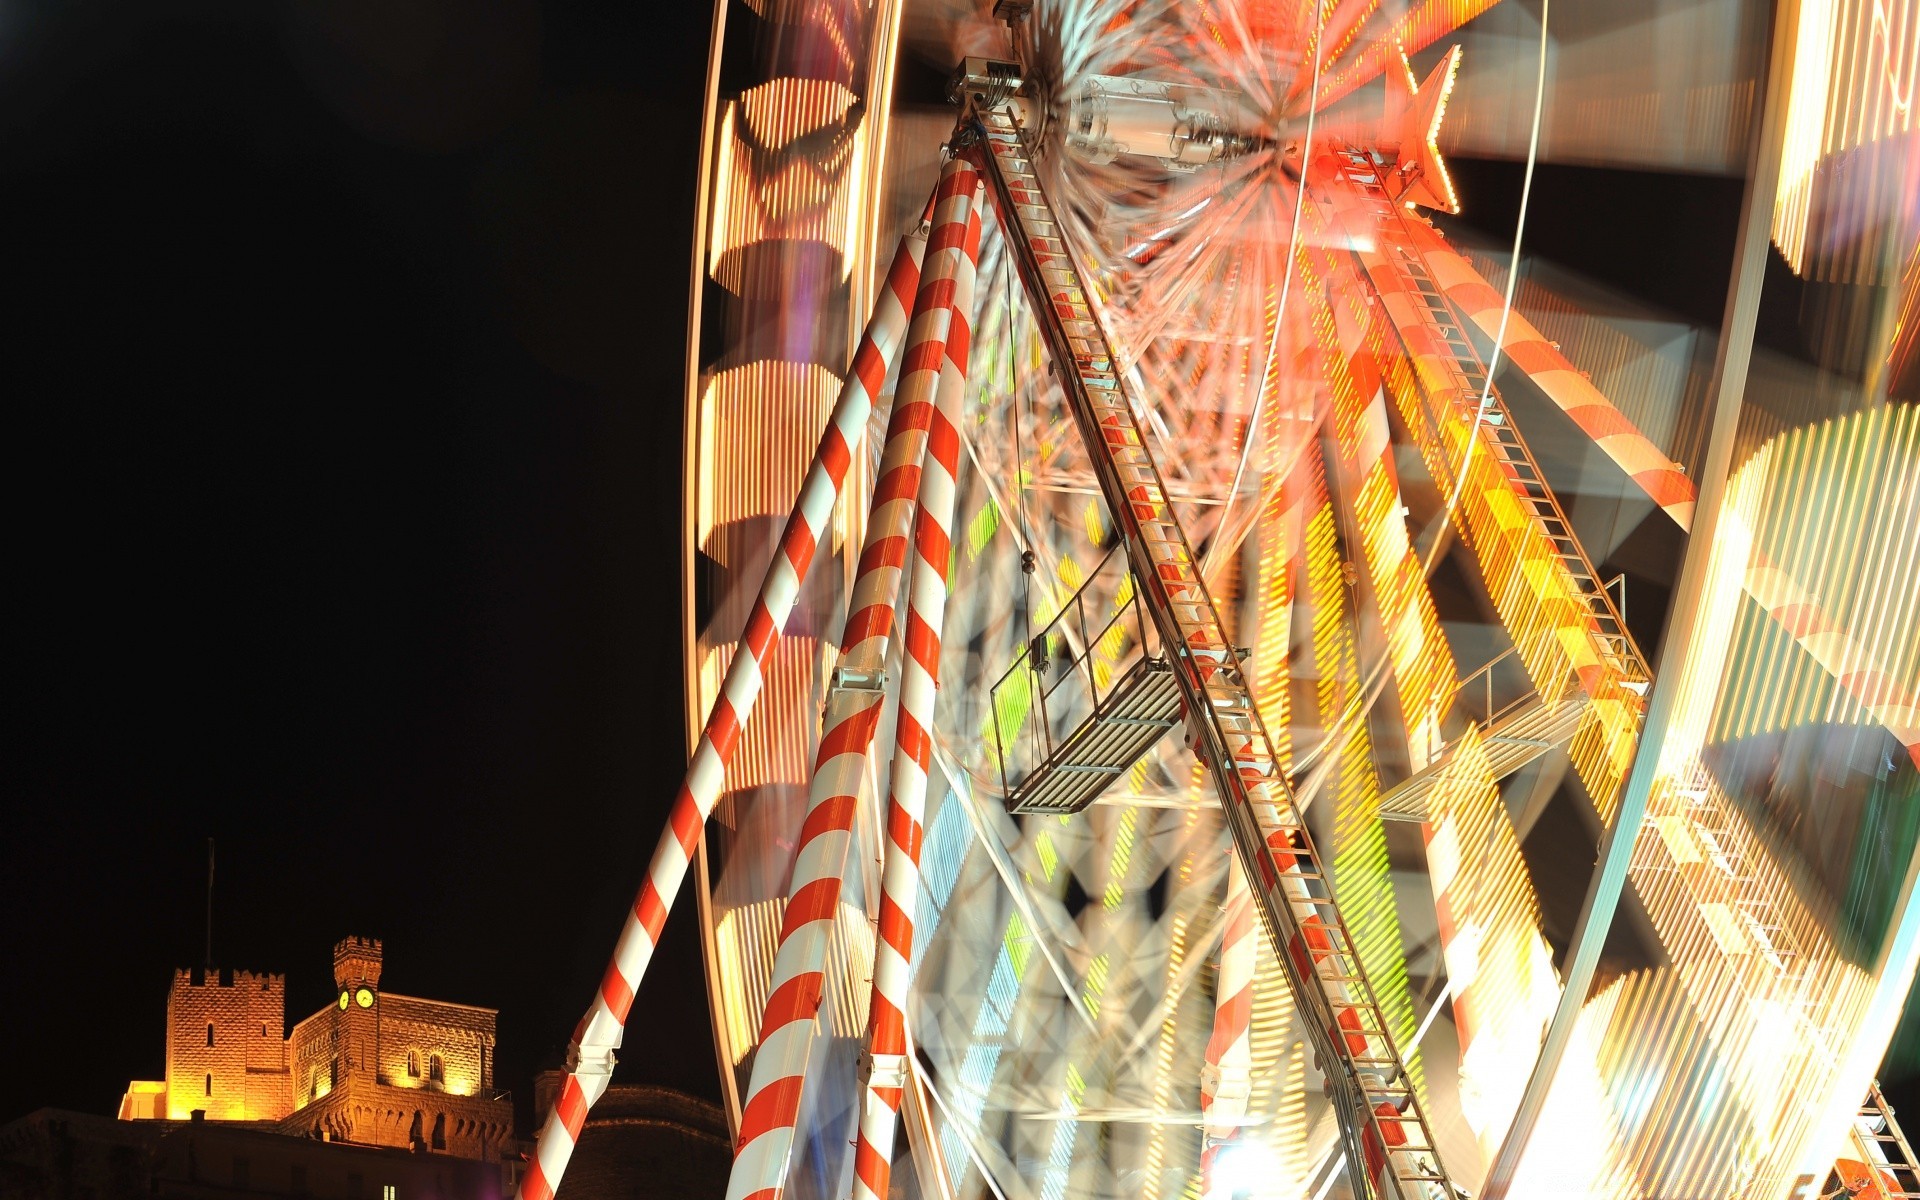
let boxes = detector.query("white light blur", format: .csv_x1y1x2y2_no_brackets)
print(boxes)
1206,1141,1287,1200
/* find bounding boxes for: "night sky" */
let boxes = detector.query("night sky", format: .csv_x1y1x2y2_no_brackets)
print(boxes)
5,0,719,1127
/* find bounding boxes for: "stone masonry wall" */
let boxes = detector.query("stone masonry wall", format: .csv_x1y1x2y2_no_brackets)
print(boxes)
163,969,291,1121
373,994,495,1094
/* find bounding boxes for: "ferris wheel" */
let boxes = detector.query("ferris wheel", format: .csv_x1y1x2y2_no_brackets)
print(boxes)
520,2,1920,1199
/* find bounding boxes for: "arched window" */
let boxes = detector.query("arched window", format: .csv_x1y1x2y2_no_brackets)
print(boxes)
431,1113,446,1151
406,1050,420,1078
429,1055,444,1085
205,1073,213,1096
207,1024,215,1047
408,1111,423,1147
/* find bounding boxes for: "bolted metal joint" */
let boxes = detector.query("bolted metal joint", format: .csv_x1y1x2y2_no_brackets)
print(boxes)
830,665,889,693
859,1049,911,1090
562,1042,618,1108
1199,1061,1253,1106
949,56,1026,111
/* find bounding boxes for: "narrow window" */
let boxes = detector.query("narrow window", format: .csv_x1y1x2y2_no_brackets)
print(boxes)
382,1187,395,1200
406,1050,420,1079
431,1113,446,1151
429,1055,444,1084
204,1074,213,1096
261,1023,268,1037
207,1024,215,1047
408,1111,423,1146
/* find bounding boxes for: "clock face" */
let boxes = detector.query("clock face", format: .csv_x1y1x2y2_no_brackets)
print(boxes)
338,991,349,1010
355,987,374,1009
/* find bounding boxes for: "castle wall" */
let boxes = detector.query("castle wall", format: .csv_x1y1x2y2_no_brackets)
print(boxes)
289,1007,343,1109
162,969,290,1122
277,1079,514,1163
129,938,513,1170
374,994,496,1095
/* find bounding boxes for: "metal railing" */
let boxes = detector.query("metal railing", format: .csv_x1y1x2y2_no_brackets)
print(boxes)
989,544,1166,809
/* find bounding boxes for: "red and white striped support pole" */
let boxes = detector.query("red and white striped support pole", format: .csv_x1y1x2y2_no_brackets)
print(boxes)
725,155,983,1200
1199,859,1256,1197
515,212,934,1200
1415,240,1699,529
844,187,981,1200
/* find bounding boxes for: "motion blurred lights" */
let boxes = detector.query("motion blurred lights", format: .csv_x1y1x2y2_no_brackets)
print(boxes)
1205,1139,1286,1200
1772,0,1919,277
739,77,858,150
696,361,841,550
1712,405,1920,762
708,88,869,296
1524,405,1920,1196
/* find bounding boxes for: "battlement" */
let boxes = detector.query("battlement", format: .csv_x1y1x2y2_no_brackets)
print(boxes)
331,936,383,988
171,968,285,992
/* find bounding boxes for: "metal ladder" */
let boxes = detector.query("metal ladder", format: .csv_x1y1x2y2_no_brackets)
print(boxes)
1839,1083,1920,1198
1331,149,1649,692
957,98,1459,1200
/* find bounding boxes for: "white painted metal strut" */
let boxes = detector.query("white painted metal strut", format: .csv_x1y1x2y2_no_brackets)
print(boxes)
956,102,1460,1200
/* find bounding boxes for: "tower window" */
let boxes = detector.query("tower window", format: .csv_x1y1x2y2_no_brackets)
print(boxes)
406,1050,420,1079
207,1024,215,1047
205,1074,212,1096
431,1113,446,1151
429,1055,444,1085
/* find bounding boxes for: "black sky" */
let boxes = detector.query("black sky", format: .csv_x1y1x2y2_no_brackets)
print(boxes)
5,0,719,1127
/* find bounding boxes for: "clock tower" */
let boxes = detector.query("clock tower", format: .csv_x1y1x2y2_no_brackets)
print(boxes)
332,936,383,993
331,937,382,1082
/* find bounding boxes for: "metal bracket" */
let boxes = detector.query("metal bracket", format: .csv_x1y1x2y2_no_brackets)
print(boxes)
1198,1061,1253,1104
949,57,1026,111
830,665,889,694
860,1049,910,1090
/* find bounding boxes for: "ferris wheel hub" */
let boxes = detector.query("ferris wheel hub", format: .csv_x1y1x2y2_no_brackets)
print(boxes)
951,56,1263,171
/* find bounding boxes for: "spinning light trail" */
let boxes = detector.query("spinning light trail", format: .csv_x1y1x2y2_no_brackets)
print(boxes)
528,2,1920,1198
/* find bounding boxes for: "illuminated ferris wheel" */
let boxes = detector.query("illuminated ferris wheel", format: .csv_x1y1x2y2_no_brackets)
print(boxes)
521,2,1920,1199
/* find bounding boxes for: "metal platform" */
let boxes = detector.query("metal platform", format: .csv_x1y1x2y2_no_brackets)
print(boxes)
1003,654,1181,815
1375,644,1589,821
990,546,1182,816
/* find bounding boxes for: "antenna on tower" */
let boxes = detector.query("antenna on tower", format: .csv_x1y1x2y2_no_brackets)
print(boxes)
205,837,215,971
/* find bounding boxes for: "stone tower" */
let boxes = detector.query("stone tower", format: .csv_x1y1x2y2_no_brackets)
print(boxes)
330,937,382,1087
160,968,291,1121
332,936,383,990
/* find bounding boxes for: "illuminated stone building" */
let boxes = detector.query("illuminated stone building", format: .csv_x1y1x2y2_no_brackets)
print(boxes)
120,939,513,1167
